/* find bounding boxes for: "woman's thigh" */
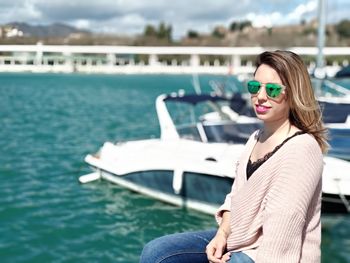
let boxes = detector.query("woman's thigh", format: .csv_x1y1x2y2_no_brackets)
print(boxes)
140,229,216,263
228,252,254,263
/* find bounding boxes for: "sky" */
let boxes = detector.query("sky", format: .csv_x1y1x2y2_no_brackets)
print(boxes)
0,0,348,39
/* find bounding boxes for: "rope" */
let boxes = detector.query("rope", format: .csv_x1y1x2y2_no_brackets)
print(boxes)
335,178,350,212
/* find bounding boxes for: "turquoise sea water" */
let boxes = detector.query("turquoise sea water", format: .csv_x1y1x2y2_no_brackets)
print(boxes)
0,73,349,263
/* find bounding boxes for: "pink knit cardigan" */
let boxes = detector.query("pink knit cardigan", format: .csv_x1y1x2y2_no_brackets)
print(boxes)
216,131,323,263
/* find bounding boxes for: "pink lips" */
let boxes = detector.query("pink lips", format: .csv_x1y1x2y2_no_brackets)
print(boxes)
255,105,271,114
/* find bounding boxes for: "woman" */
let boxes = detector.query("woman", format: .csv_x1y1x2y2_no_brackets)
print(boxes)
140,50,328,263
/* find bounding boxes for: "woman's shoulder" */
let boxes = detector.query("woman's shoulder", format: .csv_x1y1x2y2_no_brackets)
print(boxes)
276,133,323,187
283,132,323,162
291,132,321,150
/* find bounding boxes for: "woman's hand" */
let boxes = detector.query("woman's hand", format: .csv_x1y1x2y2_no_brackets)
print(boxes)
206,228,230,263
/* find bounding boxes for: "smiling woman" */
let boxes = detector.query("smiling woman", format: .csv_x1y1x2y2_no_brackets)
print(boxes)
140,50,328,263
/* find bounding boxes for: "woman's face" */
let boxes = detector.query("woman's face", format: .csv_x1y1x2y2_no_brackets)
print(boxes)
251,64,290,124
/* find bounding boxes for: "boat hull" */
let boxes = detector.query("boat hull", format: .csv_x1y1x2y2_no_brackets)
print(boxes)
94,168,232,215
87,167,350,215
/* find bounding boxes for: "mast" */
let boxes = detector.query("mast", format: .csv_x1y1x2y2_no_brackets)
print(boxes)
316,0,326,69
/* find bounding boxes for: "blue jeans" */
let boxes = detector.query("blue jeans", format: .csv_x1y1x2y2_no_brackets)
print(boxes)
139,230,254,263
228,252,254,263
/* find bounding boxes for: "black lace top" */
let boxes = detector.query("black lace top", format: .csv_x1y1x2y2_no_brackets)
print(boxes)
246,131,305,180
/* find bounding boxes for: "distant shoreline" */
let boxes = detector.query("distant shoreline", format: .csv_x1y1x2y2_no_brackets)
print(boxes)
0,44,348,77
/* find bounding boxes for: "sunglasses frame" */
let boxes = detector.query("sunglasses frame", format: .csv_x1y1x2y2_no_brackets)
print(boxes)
247,80,286,99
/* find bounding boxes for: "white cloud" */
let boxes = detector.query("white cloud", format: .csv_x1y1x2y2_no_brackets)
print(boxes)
73,19,91,30
245,0,319,28
246,12,284,28
286,0,317,23
0,0,348,38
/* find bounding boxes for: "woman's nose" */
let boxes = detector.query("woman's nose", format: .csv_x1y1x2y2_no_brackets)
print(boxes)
257,85,267,100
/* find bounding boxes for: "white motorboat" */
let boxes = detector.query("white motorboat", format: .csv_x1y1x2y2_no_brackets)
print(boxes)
80,92,350,215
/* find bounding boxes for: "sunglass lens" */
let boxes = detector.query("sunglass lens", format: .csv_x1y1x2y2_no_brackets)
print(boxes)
247,80,261,94
265,83,282,98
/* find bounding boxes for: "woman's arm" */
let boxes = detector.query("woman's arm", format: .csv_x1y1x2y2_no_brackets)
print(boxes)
207,211,231,263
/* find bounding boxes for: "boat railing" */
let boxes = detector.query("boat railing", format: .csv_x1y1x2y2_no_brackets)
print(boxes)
322,79,350,97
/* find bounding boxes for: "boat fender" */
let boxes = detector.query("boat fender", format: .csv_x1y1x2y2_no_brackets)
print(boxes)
173,169,184,194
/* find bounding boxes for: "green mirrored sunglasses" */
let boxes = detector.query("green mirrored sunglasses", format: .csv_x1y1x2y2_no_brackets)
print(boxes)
247,80,286,99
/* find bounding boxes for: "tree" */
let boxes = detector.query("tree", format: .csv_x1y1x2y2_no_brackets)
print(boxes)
144,25,157,37
157,22,167,39
212,26,226,38
336,19,350,38
143,22,172,42
229,20,252,32
167,25,172,40
230,22,239,31
187,30,199,38
267,27,272,36
156,22,172,41
239,21,252,31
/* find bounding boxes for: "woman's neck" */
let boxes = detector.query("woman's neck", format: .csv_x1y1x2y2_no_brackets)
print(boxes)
260,119,292,142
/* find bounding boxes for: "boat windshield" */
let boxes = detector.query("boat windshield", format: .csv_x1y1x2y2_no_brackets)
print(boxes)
165,96,231,141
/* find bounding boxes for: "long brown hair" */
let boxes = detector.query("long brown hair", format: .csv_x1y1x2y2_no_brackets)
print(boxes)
255,50,328,153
